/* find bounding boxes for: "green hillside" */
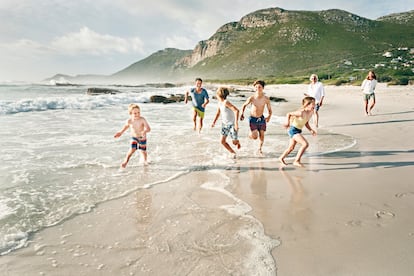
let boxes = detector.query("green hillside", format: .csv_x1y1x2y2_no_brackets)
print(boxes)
110,48,192,83
111,8,414,84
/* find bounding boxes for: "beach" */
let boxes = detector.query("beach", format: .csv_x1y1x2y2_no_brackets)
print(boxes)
1,83,413,275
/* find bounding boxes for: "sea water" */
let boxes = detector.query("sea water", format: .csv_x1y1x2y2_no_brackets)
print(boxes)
0,83,355,263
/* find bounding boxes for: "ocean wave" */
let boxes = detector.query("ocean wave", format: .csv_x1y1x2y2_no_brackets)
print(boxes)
0,93,152,115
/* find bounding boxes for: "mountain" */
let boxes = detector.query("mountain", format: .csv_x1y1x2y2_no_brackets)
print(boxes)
110,48,192,83
377,10,414,25
44,74,108,85
50,7,414,84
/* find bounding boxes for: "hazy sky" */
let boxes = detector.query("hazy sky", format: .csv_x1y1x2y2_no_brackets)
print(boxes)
1,0,413,82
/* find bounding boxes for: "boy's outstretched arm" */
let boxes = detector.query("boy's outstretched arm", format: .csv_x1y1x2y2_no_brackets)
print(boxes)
114,123,129,138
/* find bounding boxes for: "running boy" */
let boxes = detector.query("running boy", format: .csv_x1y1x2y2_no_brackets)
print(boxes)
184,77,210,133
114,103,151,167
240,80,272,155
211,87,241,158
278,96,317,168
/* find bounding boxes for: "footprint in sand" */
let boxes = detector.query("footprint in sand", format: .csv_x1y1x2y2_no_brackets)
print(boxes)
394,192,414,198
346,220,362,227
375,210,395,219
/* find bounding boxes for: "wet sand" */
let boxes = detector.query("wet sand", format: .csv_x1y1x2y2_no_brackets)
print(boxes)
1,83,413,275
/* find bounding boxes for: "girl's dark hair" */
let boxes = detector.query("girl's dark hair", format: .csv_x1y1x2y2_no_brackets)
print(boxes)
367,71,377,80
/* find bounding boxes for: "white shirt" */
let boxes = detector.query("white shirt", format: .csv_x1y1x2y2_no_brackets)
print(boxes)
361,79,377,94
218,100,235,125
307,81,325,103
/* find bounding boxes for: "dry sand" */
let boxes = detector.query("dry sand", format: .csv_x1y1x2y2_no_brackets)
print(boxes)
1,83,413,276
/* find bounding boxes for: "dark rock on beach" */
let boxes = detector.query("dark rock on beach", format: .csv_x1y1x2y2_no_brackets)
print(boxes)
269,96,287,102
150,94,186,104
86,87,120,95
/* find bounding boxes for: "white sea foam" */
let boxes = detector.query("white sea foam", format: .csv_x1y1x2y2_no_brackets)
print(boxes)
201,170,280,274
0,199,15,220
0,84,355,256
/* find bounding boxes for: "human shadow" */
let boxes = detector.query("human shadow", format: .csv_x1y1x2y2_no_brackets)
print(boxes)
333,118,414,127
313,160,414,171
312,149,414,170
322,149,414,159
377,110,414,116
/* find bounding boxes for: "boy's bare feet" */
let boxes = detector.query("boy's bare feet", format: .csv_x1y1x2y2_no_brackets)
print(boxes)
293,161,304,168
121,161,127,168
278,157,287,166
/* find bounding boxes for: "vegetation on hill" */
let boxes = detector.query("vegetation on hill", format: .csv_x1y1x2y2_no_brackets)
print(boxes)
50,8,414,85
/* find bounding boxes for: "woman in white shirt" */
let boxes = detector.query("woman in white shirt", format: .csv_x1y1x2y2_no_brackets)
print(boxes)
361,70,377,116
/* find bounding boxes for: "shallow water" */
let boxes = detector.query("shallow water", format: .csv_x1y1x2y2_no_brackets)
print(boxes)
0,83,355,264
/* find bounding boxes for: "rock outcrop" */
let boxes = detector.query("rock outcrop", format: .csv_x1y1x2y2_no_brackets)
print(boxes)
86,88,120,95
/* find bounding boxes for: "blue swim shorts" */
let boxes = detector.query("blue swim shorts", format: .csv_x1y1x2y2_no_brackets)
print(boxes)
249,115,266,132
131,137,147,151
288,126,302,138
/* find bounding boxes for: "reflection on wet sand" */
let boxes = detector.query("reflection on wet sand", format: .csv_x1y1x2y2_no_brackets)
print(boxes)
279,168,312,233
249,162,268,197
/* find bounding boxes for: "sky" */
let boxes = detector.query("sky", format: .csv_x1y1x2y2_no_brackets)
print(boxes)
1,0,413,82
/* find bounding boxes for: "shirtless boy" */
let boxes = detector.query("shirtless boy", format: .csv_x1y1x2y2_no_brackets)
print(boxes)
114,104,151,167
240,80,272,155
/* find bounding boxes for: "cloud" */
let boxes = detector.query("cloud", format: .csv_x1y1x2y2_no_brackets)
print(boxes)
164,35,195,50
50,27,144,55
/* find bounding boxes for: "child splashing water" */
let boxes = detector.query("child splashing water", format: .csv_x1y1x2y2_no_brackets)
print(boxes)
211,87,241,158
114,104,151,167
278,97,317,167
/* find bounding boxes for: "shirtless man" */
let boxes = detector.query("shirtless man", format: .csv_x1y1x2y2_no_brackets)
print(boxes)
240,80,272,155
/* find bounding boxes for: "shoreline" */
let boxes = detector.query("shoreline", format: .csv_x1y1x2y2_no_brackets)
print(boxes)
1,84,413,275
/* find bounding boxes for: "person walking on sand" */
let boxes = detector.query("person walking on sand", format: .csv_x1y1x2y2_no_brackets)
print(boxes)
305,74,325,128
114,103,151,167
211,87,241,158
240,80,272,155
361,70,377,116
184,77,210,133
279,96,317,168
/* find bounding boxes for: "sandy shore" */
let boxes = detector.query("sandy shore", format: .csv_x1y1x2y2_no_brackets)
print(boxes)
1,84,413,275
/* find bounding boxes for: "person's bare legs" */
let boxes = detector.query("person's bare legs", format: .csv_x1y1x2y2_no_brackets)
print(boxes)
368,98,376,115
258,130,265,155
140,150,148,165
233,140,241,149
221,135,236,155
364,99,369,115
279,139,296,166
198,117,203,133
249,129,259,139
293,134,309,167
313,110,320,128
121,148,136,168
192,110,197,130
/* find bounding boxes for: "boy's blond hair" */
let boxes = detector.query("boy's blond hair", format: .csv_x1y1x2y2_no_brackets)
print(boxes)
128,103,140,114
216,87,230,100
